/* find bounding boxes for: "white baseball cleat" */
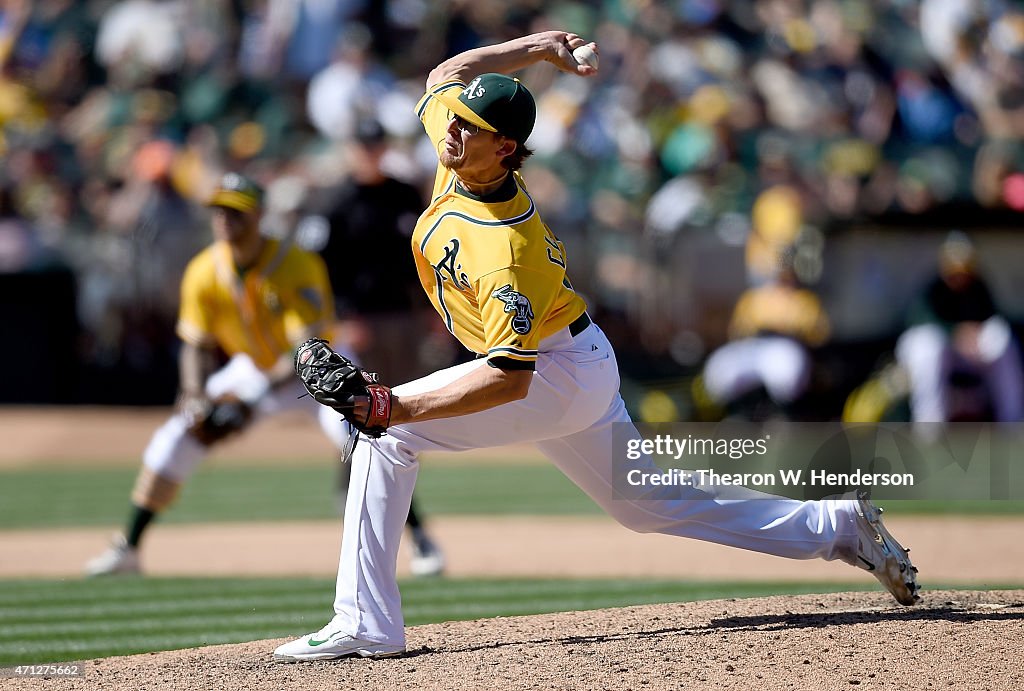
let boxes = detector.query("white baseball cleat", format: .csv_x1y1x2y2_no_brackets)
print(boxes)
84,535,141,577
273,619,405,662
410,536,445,577
853,494,920,606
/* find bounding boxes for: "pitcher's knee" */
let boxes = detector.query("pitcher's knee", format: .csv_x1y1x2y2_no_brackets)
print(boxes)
603,502,675,534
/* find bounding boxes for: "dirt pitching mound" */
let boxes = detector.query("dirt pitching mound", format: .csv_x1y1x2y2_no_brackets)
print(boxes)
20,590,1022,691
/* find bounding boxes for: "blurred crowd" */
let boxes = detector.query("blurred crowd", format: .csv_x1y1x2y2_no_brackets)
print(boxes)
3,0,1024,413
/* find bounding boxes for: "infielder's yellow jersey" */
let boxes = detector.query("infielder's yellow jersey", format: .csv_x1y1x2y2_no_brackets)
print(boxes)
414,81,587,369
728,283,830,346
177,239,333,370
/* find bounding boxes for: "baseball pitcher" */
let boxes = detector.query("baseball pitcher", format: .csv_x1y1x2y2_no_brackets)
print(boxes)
274,31,919,663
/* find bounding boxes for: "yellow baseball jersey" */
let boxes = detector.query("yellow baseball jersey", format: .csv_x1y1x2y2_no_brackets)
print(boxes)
414,81,587,369
177,238,333,370
728,283,830,346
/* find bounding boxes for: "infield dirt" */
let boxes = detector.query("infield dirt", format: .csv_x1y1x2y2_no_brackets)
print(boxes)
4,590,1021,691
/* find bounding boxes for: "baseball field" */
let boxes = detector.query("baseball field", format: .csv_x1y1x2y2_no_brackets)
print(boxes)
1,408,1022,690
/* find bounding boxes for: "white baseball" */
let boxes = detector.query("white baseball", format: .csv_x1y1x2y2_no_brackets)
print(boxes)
572,43,599,70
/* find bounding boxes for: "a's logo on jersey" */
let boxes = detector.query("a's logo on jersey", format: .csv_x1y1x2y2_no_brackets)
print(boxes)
491,284,535,335
435,239,471,289
463,77,485,100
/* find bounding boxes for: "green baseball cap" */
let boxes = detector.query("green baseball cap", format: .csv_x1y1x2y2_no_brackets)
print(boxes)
208,173,264,213
434,73,537,143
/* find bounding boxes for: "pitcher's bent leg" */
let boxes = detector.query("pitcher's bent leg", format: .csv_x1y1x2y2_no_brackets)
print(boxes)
332,433,418,646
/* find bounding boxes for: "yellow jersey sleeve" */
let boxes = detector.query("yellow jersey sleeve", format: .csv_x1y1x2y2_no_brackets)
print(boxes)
281,252,334,343
176,253,217,347
476,266,559,369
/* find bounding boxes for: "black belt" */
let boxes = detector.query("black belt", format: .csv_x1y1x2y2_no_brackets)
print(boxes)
568,312,591,337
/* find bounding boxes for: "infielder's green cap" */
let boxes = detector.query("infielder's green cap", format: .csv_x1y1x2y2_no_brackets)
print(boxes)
434,73,537,143
208,173,264,213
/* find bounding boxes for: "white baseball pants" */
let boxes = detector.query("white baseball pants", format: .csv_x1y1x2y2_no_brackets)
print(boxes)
331,323,860,646
703,336,813,405
896,320,1024,425
142,354,349,482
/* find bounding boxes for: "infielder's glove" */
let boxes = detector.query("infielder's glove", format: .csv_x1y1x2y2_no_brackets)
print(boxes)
184,394,253,446
294,338,392,437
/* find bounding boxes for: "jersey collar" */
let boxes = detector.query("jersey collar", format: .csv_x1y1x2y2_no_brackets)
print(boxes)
454,172,518,203
215,237,278,283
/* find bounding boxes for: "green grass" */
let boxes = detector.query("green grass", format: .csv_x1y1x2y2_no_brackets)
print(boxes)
0,464,601,529
0,577,878,665
0,466,340,529
1,464,1022,530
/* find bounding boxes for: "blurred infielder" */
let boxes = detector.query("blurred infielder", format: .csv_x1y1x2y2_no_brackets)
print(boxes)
274,31,920,662
85,173,443,577
702,250,830,417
